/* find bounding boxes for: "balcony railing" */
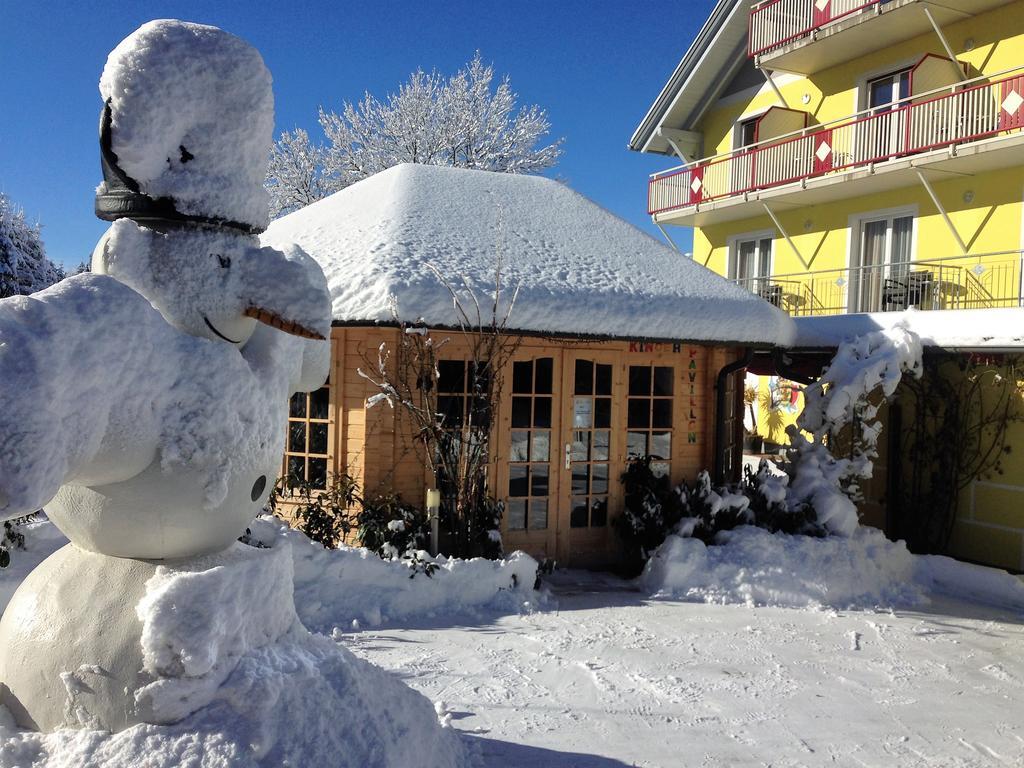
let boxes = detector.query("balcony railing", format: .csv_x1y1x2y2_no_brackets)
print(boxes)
648,67,1024,217
749,0,883,58
734,251,1023,316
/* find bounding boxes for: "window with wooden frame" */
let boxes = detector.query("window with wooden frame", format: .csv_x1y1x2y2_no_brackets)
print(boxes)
627,365,674,479
285,378,330,490
507,358,554,531
570,360,613,528
436,359,490,432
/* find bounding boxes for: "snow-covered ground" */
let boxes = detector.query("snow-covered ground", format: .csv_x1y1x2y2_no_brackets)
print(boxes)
4,519,1024,766
348,570,1024,767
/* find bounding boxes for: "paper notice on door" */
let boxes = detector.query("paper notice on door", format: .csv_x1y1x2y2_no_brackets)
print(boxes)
573,397,592,428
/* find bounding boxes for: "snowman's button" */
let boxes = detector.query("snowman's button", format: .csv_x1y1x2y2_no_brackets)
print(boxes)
251,475,267,502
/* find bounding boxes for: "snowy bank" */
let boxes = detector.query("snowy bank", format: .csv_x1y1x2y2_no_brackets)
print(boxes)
248,516,540,631
643,525,1024,612
0,517,540,634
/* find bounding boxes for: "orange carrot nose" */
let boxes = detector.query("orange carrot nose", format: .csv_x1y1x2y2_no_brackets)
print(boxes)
244,306,325,340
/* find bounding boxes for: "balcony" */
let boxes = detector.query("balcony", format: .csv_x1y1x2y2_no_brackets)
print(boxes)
648,68,1024,227
749,0,1016,75
735,251,1023,316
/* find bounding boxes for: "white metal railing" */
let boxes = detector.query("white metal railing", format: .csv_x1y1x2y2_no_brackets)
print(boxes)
648,66,1024,216
733,251,1024,316
749,0,883,58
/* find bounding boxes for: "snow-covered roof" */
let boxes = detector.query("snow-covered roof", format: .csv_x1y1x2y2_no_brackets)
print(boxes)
792,308,1024,351
262,164,794,346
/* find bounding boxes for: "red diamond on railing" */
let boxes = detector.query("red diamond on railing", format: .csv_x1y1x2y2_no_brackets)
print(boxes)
999,78,1024,130
1002,90,1023,117
813,129,835,173
813,0,832,26
689,168,704,205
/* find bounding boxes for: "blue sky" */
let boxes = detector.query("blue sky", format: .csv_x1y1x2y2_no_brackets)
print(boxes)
1,1,706,269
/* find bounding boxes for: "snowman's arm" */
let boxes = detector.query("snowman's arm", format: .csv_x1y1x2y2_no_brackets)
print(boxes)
0,274,164,520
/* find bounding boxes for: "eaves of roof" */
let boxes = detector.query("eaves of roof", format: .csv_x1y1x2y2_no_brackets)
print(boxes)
628,0,750,156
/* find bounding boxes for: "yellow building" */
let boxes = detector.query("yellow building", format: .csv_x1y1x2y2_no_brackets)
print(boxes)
630,0,1024,570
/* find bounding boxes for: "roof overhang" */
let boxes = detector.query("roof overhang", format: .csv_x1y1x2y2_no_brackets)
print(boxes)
329,318,780,350
789,309,1024,353
629,0,753,156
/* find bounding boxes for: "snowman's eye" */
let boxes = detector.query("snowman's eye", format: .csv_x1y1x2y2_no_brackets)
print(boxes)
217,254,231,269
180,145,194,164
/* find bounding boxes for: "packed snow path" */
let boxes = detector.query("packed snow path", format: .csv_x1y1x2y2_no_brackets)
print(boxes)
346,571,1024,767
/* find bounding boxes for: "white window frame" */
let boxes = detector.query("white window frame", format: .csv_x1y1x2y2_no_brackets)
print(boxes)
731,108,771,152
727,230,776,282
855,59,917,113
846,205,918,312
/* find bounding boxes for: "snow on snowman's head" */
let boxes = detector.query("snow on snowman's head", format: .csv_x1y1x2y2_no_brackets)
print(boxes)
97,20,274,232
93,220,330,347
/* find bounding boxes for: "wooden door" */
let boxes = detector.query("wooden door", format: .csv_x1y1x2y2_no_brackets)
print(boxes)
498,353,561,562
557,352,621,566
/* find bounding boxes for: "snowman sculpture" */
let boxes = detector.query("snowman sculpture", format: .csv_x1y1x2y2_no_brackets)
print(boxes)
0,21,332,732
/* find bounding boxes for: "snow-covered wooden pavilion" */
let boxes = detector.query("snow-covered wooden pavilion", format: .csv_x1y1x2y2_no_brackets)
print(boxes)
263,164,793,566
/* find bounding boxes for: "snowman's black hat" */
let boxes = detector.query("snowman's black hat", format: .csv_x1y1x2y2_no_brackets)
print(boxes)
94,101,264,235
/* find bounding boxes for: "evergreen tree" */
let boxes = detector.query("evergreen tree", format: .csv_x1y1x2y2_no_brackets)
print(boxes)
0,192,64,299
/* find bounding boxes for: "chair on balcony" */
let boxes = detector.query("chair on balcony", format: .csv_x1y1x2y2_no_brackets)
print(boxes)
882,278,909,311
881,270,934,311
757,283,783,308
906,270,934,309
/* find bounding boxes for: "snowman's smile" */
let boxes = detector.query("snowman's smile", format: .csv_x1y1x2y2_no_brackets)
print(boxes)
203,316,241,344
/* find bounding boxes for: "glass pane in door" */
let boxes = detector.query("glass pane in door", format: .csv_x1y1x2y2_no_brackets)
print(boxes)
570,361,612,528
854,219,888,312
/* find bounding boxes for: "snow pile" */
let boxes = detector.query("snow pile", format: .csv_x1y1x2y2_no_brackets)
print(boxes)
917,553,1024,611
262,163,795,346
99,20,274,230
0,540,470,768
133,545,298,723
786,324,922,535
248,515,540,631
643,525,1024,611
0,272,320,523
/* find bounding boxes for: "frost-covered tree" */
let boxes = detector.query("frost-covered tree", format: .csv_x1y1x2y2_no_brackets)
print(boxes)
265,128,335,219
0,192,64,299
266,53,563,217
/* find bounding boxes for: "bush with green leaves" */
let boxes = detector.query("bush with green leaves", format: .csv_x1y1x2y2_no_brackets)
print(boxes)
357,493,430,562
268,473,437,574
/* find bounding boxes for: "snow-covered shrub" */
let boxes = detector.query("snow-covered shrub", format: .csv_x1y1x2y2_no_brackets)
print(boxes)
468,496,505,560
615,457,687,573
617,459,818,574
785,324,922,536
358,492,432,569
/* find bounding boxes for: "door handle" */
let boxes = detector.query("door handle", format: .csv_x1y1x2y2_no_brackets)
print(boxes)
565,443,572,470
